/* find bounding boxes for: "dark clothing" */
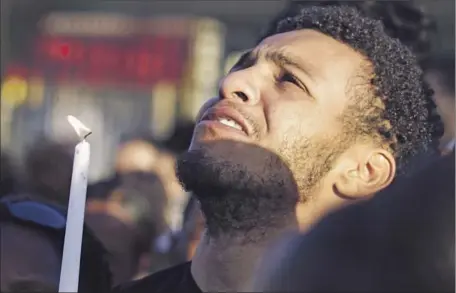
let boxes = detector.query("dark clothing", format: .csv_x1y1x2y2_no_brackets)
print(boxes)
0,195,112,293
113,262,201,293
86,213,138,286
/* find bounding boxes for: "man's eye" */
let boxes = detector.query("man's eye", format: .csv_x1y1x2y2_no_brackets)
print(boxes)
281,73,300,86
279,72,309,94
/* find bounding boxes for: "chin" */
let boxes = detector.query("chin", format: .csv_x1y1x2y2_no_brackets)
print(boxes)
176,139,300,237
189,138,266,169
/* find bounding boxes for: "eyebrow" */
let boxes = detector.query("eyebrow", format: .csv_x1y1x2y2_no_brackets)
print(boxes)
233,49,317,81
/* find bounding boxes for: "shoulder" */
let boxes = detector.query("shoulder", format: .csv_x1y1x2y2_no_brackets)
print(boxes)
112,262,194,293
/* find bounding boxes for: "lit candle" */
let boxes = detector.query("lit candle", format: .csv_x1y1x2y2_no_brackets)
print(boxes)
58,115,92,293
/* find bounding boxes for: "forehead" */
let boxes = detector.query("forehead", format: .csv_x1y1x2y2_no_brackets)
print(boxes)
258,29,366,81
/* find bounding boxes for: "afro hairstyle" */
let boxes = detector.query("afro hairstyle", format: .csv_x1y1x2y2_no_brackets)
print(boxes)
261,1,436,66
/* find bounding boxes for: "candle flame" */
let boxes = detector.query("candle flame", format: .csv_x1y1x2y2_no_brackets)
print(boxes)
67,115,92,140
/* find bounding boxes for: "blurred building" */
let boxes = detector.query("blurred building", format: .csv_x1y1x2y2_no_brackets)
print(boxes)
1,1,229,181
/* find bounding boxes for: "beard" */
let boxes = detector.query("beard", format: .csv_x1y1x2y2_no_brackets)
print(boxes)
176,137,345,240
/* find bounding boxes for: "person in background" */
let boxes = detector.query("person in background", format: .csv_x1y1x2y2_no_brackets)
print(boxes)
87,139,161,201
171,196,205,263
23,140,74,207
86,171,169,286
88,137,189,275
147,195,204,274
114,139,162,176
156,150,189,231
162,121,197,228
423,55,455,154
0,194,112,292
89,138,187,230
253,151,454,292
0,152,16,198
180,196,205,261
114,5,442,293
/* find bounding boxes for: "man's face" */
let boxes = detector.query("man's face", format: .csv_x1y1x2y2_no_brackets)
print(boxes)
192,29,365,194
177,29,368,236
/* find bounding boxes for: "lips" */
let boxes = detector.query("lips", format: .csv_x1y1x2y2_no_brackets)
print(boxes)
200,106,251,136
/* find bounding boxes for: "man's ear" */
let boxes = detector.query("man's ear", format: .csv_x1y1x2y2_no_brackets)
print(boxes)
333,147,396,199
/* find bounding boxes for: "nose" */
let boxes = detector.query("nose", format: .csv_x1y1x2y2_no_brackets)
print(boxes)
218,70,260,105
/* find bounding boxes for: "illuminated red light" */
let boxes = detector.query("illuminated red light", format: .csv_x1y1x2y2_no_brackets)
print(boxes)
34,37,188,86
60,44,70,58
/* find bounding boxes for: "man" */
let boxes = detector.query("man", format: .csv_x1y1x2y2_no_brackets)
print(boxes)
114,5,442,293
262,0,442,227
253,151,454,292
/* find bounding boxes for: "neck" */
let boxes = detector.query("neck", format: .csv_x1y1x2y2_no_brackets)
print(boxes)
191,222,298,292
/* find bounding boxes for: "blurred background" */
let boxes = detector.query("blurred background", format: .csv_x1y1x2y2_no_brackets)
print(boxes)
0,0,454,289
1,0,453,172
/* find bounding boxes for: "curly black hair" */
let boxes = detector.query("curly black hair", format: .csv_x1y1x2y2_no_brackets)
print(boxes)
261,1,436,66
261,5,443,174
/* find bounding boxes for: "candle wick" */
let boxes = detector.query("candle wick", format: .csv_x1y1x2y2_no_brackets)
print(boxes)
67,115,92,141
83,131,93,140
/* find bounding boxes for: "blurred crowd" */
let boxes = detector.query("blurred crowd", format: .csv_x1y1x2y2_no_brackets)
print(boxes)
0,1,455,293
0,126,206,290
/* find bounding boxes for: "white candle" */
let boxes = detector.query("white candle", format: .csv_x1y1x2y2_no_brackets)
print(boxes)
59,115,92,293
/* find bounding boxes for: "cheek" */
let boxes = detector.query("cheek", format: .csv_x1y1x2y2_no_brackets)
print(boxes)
265,105,326,143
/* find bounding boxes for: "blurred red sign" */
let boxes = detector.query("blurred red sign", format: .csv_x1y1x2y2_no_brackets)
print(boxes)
32,36,188,87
